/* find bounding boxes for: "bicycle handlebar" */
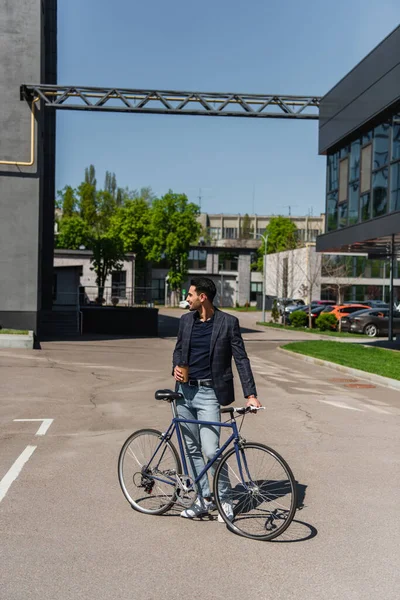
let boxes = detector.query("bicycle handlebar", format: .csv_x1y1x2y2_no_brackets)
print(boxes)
220,406,265,415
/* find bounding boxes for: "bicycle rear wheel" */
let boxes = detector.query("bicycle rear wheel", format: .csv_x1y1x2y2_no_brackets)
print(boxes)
213,442,297,540
118,428,182,515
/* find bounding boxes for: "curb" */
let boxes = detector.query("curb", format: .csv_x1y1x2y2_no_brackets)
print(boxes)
278,346,400,392
0,331,34,349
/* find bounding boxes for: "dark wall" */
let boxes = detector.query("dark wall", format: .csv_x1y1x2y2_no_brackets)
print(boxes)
319,26,400,154
81,307,159,337
0,0,57,332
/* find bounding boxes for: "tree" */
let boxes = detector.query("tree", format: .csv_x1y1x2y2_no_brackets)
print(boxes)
144,192,201,304
293,245,322,328
321,255,356,305
255,216,298,271
104,171,117,199
85,164,97,189
109,198,151,284
89,234,126,302
96,190,117,232
267,216,298,253
57,185,76,216
240,213,254,239
55,215,92,249
78,182,97,227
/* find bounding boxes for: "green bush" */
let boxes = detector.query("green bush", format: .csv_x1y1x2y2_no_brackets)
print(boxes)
290,310,308,328
315,313,338,331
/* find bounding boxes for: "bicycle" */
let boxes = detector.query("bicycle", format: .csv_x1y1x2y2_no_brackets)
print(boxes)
118,389,297,541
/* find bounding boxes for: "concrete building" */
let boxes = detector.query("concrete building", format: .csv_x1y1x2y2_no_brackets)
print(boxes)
54,249,135,306
0,0,57,332
266,245,400,304
151,212,325,307
197,212,325,245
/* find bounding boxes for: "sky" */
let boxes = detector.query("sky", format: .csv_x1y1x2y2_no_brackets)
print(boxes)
56,0,400,217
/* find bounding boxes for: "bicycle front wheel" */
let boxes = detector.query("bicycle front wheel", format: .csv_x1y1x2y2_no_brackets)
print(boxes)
118,428,182,515
213,442,297,541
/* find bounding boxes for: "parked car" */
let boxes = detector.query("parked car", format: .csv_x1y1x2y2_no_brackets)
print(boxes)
321,303,371,327
342,300,389,308
278,298,305,315
179,300,190,309
340,309,372,332
348,308,400,337
311,300,336,306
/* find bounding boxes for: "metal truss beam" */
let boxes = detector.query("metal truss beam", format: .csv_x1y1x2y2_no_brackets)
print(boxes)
21,84,320,119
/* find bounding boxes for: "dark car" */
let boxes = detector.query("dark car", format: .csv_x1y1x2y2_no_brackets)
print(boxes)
347,309,400,337
342,300,389,309
277,298,305,315
340,309,372,332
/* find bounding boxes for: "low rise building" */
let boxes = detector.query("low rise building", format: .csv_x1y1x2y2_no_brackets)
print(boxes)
265,245,400,304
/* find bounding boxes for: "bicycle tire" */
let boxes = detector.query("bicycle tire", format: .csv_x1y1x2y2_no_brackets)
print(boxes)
213,442,297,541
118,428,182,515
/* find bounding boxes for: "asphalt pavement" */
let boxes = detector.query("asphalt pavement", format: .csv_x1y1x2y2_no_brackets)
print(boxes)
0,308,399,600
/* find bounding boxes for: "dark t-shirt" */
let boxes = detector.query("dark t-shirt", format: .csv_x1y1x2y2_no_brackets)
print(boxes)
188,314,214,379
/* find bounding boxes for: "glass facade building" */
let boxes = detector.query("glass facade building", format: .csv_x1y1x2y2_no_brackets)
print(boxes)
326,116,400,232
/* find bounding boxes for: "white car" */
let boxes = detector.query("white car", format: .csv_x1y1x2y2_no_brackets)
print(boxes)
179,300,190,309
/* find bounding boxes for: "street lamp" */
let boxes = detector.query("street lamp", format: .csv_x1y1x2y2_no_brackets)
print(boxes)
255,232,269,323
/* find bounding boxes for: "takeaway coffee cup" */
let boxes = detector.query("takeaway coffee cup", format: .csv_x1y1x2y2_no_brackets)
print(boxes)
179,364,189,383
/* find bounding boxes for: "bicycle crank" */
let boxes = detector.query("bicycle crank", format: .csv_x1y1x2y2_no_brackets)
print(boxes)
175,474,197,507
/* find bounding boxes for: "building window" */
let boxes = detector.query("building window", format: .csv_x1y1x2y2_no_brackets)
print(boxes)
348,181,359,225
327,153,339,192
360,144,372,193
219,252,238,271
112,271,126,298
349,140,361,181
188,249,207,270
372,168,388,217
151,279,165,302
360,192,371,221
208,227,221,240
338,157,349,203
373,123,390,169
223,227,238,239
250,282,262,302
339,201,348,228
390,162,400,212
327,191,338,231
392,122,400,162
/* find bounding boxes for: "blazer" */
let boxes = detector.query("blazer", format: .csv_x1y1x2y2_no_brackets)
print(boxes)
172,307,257,406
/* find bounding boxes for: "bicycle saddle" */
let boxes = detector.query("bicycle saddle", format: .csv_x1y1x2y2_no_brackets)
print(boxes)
155,389,183,402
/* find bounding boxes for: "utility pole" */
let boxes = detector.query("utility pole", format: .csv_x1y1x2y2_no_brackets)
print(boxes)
255,232,269,323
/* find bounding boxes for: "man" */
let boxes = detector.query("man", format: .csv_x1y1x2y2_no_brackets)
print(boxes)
173,277,261,521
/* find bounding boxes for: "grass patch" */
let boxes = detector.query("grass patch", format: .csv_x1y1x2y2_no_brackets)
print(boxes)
282,340,400,380
256,321,363,338
0,329,29,335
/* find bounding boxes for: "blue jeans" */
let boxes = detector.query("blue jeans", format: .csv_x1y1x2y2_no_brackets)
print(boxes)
177,383,230,500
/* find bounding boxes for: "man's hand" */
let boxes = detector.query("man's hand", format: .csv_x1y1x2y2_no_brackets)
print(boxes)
246,395,262,411
174,366,184,382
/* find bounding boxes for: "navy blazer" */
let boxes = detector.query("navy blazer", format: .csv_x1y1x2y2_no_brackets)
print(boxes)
172,308,257,406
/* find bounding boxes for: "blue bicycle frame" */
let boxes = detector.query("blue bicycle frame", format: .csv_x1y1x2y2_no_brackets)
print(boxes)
144,401,251,489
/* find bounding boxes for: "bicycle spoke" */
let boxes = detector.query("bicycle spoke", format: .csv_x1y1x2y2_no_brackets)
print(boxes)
214,443,296,540
118,429,181,515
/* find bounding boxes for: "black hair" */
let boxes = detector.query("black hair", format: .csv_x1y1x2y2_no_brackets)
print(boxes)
190,277,217,303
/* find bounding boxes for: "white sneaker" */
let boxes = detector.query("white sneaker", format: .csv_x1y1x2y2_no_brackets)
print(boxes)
180,497,216,519
217,501,234,523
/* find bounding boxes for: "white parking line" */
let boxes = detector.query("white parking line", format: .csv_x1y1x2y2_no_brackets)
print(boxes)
13,419,54,436
319,400,363,411
0,445,37,504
